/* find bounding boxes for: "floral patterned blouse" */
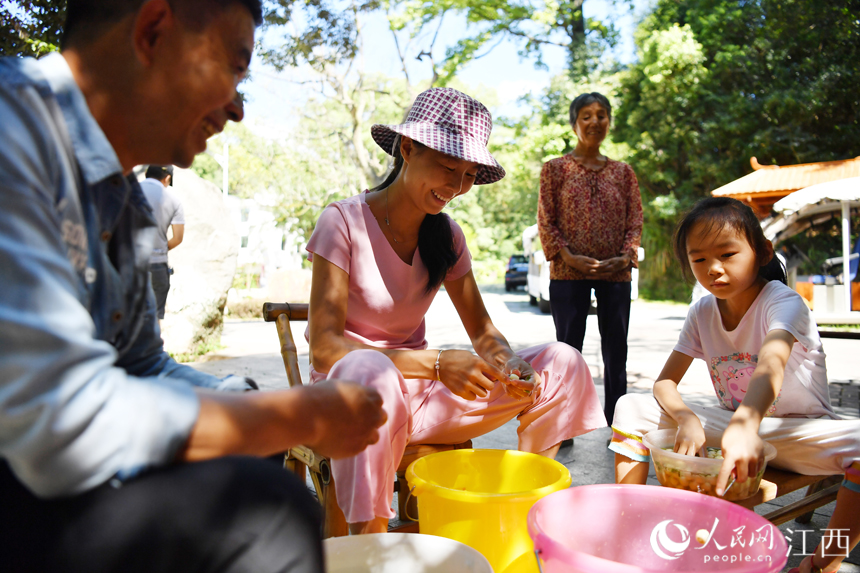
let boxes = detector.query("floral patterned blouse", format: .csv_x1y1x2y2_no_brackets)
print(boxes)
538,154,643,282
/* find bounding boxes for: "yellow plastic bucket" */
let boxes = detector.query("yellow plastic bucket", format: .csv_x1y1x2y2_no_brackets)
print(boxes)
406,449,572,573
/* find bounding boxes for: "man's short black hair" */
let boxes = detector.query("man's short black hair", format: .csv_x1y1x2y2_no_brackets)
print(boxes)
61,0,263,49
145,164,174,182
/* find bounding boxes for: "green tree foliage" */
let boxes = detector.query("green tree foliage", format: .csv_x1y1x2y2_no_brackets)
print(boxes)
0,0,65,57
190,74,411,241
614,0,860,300
261,0,628,89
262,0,381,69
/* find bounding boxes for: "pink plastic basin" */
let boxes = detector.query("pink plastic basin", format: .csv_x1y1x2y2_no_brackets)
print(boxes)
528,484,787,573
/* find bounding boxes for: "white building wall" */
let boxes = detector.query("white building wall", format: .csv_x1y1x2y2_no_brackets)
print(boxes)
225,195,305,287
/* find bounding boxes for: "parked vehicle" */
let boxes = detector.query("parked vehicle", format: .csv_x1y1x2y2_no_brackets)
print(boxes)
522,224,644,314
505,254,528,291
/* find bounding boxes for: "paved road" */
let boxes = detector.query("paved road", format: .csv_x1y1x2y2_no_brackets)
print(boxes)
195,284,858,403
191,285,860,571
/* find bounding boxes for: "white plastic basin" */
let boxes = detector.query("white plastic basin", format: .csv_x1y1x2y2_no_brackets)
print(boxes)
324,532,494,573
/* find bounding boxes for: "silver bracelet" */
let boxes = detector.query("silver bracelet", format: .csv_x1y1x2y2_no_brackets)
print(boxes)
435,349,444,381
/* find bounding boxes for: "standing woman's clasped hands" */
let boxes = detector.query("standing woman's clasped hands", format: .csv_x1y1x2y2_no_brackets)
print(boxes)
596,254,632,275
560,249,631,278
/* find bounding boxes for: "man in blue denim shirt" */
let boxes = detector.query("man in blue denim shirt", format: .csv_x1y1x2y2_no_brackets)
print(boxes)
0,1,385,571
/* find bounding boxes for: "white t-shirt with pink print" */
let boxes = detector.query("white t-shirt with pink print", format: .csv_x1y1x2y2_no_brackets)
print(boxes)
675,280,837,419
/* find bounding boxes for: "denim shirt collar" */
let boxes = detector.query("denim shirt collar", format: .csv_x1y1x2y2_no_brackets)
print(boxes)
38,53,124,186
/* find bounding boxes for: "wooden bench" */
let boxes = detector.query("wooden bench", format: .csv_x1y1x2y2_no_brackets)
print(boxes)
735,468,842,525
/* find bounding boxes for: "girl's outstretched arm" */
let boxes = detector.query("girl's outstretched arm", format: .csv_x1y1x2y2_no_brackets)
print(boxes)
716,328,795,495
616,350,695,484
652,351,703,456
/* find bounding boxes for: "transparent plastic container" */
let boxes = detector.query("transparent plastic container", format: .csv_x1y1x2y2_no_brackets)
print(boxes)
643,429,777,501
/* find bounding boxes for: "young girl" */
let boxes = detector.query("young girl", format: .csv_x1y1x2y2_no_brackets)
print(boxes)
609,197,860,573
306,87,605,535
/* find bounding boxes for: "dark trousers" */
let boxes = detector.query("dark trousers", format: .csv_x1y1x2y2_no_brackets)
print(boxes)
549,279,631,424
149,262,170,319
0,456,323,573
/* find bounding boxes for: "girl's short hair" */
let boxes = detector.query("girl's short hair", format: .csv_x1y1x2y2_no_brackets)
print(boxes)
673,197,786,284
569,92,612,127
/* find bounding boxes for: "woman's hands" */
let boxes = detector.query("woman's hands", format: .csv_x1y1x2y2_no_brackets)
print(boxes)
502,355,539,400
716,418,764,496
561,250,601,274
436,349,503,401
673,413,706,457
436,350,538,402
596,255,631,274
560,249,630,277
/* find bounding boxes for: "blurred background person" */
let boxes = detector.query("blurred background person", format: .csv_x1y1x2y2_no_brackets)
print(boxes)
141,165,184,325
538,92,643,425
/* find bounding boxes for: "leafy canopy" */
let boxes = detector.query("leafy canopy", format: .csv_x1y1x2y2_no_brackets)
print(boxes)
0,0,65,57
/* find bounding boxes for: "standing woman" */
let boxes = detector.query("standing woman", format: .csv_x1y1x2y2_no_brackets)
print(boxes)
538,92,643,425
306,88,606,535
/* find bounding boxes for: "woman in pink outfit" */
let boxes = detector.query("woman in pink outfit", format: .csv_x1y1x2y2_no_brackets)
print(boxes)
306,87,606,534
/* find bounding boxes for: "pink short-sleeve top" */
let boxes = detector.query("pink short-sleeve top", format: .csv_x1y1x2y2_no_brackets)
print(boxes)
305,192,472,351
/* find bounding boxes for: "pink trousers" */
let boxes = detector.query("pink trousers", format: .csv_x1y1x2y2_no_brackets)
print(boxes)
311,342,606,523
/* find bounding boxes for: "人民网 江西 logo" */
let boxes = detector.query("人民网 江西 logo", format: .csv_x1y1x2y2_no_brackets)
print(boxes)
650,519,691,560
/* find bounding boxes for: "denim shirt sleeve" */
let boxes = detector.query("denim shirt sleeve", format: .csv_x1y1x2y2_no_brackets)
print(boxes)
116,280,237,390
0,60,203,498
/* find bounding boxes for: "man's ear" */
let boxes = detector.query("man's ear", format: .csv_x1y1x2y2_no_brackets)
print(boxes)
132,0,175,67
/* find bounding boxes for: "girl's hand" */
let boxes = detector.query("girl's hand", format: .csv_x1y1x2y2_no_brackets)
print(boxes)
437,349,503,401
502,356,539,401
674,414,706,457
717,421,764,496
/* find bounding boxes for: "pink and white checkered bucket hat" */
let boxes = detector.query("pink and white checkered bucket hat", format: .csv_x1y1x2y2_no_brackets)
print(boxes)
371,87,506,185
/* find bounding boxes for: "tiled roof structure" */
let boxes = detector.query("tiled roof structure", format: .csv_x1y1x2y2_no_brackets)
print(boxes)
711,156,860,218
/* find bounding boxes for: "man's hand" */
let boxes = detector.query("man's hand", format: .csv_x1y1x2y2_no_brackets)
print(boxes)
183,382,386,462
302,380,387,459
